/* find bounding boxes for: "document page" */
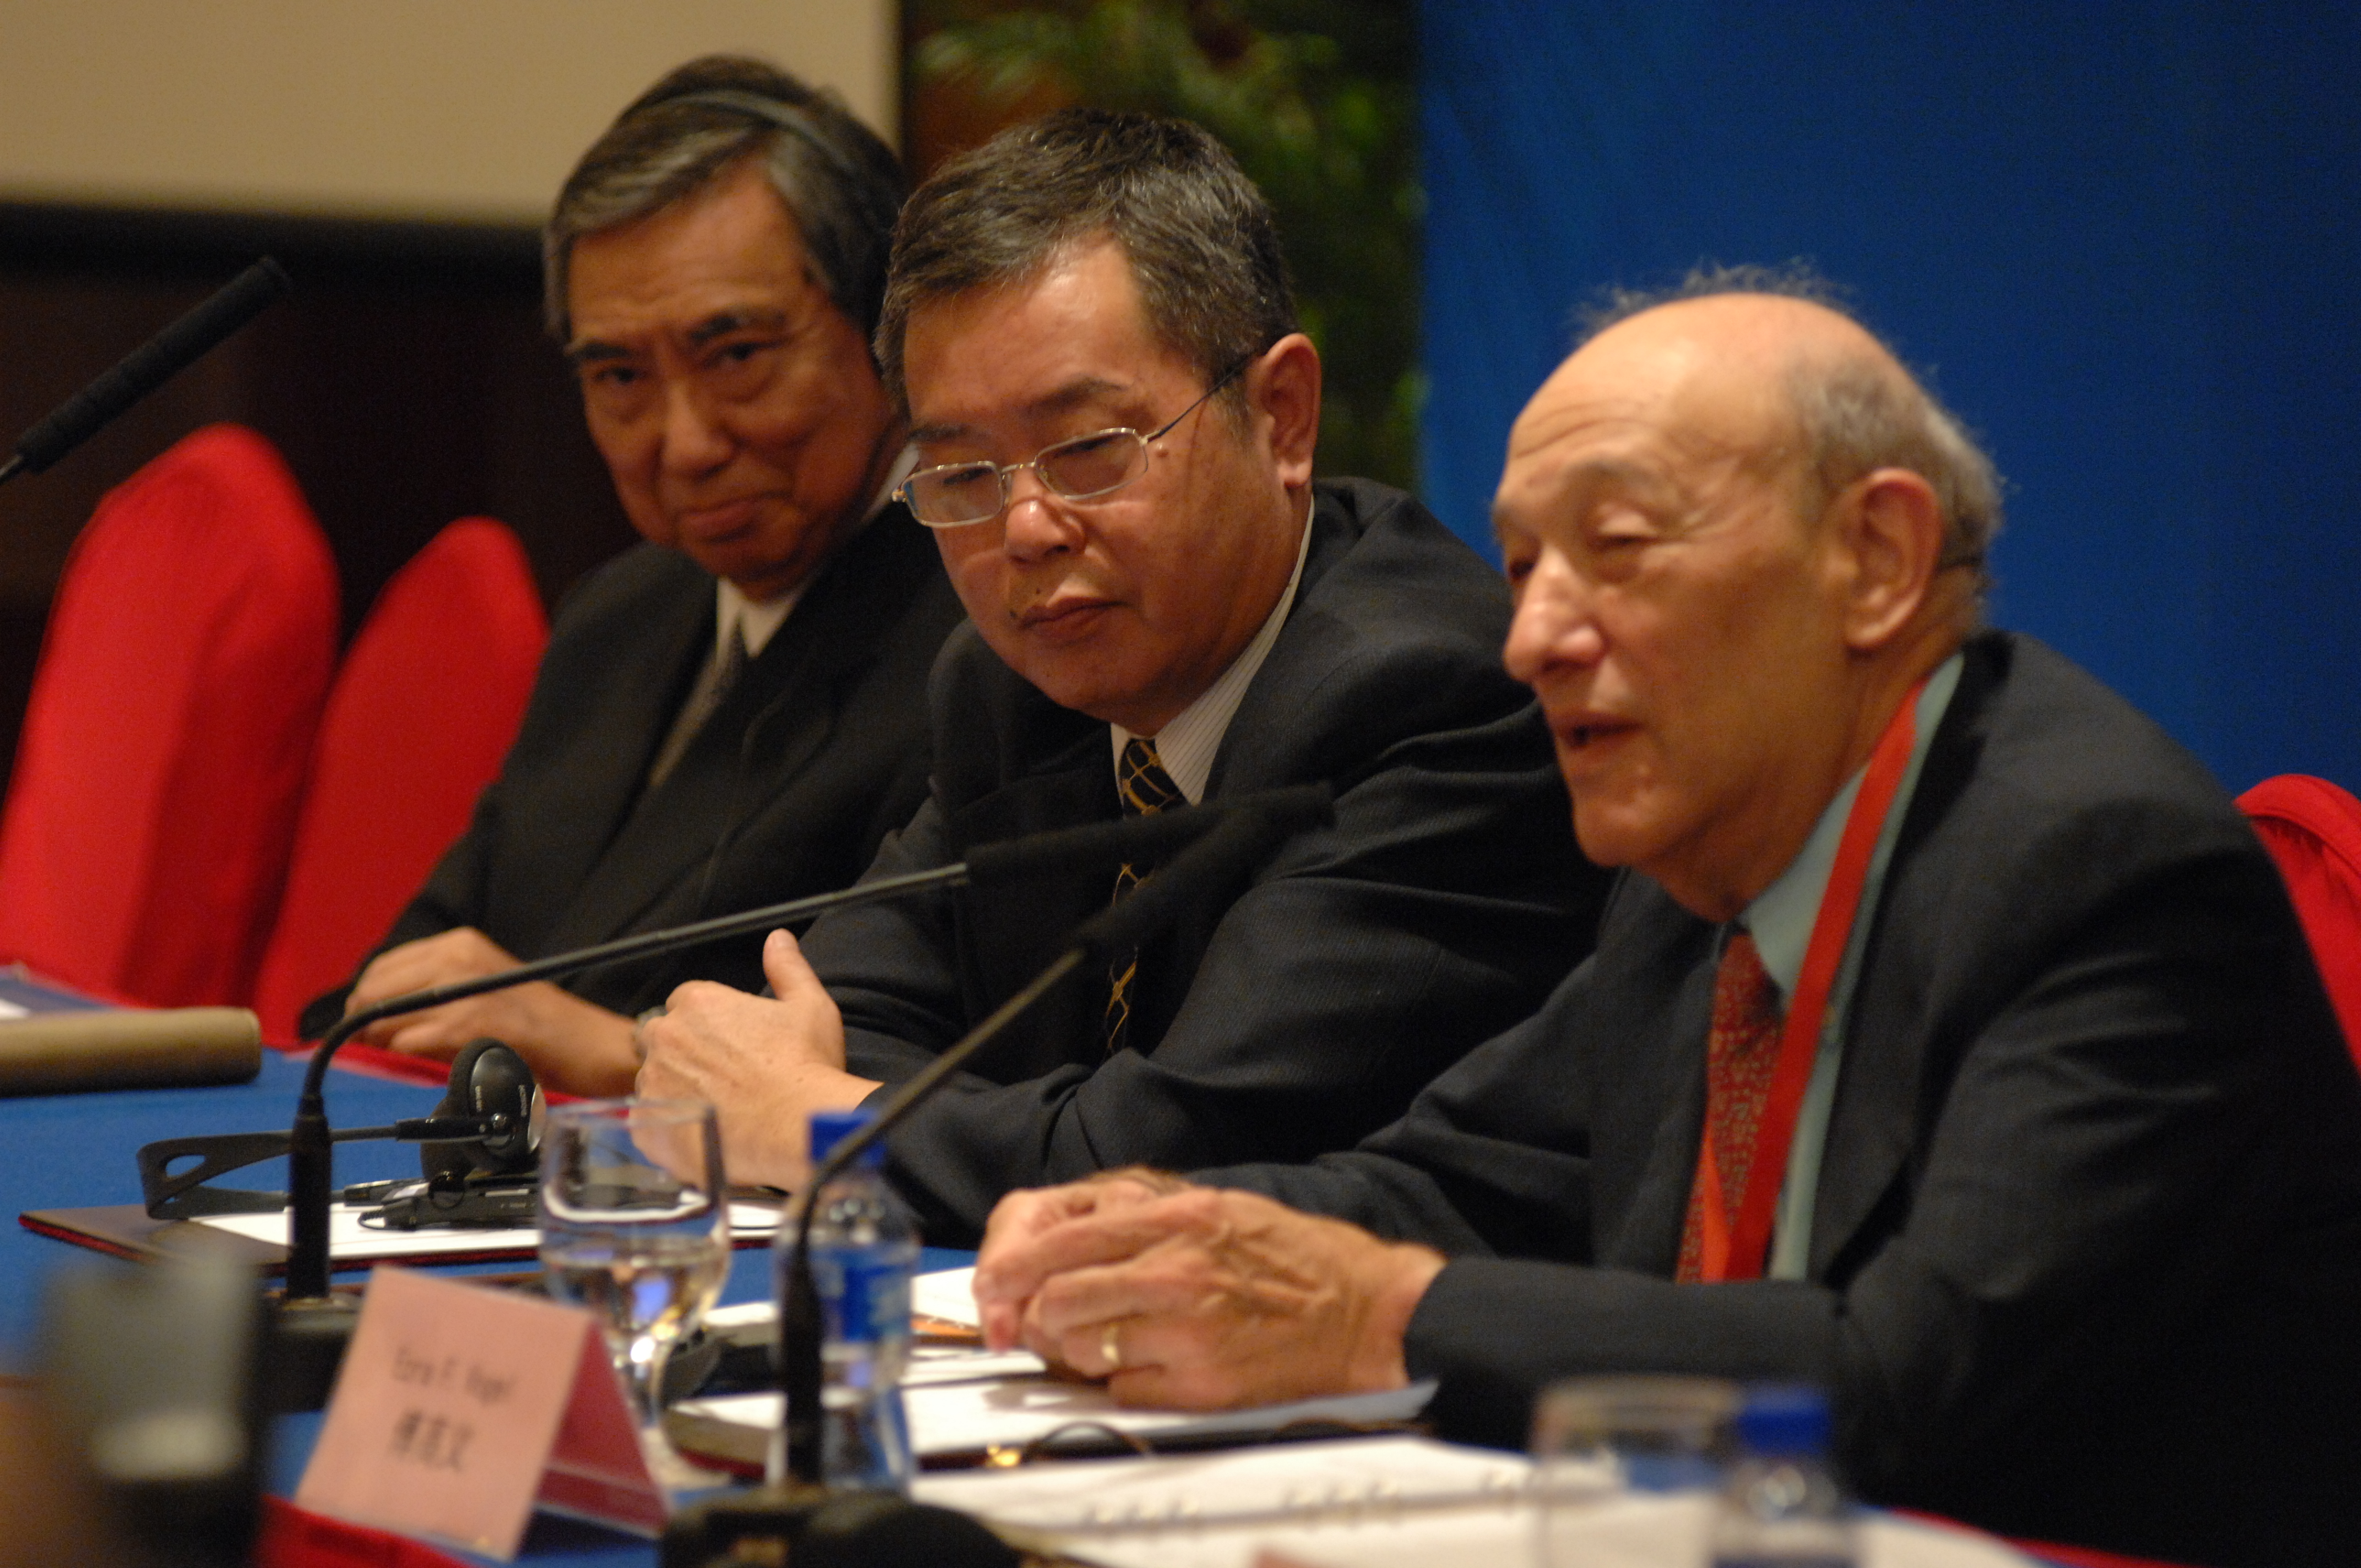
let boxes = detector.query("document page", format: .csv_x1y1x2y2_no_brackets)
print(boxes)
194,1200,781,1262
676,1349,1435,1462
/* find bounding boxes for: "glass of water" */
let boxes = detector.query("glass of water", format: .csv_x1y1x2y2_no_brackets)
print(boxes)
1531,1375,1740,1566
538,1098,730,1488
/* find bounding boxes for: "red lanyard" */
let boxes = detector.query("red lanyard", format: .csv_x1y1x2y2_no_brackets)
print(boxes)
1692,676,1929,1283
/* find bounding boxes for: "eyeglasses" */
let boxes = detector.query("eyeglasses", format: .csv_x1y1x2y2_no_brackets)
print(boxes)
897,357,1252,529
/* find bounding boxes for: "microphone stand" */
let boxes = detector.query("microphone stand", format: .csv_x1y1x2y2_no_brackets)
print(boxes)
273,787,1330,1330
269,863,984,1401
775,802,1327,1483
284,864,967,1303
0,258,292,488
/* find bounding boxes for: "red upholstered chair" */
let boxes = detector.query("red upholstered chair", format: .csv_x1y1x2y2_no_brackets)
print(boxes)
2237,773,2361,1072
0,424,338,1007
2008,1538,2204,1568
251,517,546,1046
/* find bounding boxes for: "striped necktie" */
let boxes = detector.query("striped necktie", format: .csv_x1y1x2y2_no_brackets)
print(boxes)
1675,929,1786,1283
1104,737,1185,1053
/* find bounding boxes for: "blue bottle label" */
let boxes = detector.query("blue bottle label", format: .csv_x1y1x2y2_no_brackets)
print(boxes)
818,1250,912,1344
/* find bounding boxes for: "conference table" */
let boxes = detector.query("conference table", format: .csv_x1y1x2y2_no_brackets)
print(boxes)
3,1044,2096,1568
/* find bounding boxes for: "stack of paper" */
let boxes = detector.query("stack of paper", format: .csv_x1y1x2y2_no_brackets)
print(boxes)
916,1438,2040,1568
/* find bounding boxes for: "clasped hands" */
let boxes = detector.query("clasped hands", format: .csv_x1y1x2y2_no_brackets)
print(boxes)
971,1170,1446,1411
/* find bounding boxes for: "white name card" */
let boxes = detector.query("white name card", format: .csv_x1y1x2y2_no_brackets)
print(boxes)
296,1266,665,1559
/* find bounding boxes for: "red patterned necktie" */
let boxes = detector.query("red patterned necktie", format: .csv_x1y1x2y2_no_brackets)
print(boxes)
1675,929,1786,1283
1104,737,1184,1053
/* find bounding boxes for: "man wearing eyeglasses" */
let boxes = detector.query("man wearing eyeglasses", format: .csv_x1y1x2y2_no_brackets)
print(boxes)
637,111,1606,1240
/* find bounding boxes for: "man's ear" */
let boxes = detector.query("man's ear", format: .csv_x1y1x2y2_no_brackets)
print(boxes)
1249,333,1323,488
1835,467,1944,651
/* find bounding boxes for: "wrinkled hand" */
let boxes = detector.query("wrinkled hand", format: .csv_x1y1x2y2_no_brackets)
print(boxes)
635,928,878,1189
972,1178,1446,1411
971,1169,1184,1347
345,928,639,1096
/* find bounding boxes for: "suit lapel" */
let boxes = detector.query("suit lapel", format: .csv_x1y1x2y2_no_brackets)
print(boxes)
945,723,1116,1077
539,515,927,951
1203,503,1354,796
517,570,711,941
1805,637,2000,1280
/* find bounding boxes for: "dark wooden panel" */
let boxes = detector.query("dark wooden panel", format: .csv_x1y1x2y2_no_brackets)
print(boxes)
0,201,637,791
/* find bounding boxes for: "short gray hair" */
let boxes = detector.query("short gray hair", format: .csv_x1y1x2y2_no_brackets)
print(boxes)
1584,263,2003,585
543,55,905,343
875,109,1298,415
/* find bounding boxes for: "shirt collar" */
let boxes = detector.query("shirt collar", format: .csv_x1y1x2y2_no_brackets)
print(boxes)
712,443,920,661
1740,651,1966,999
1110,498,1315,805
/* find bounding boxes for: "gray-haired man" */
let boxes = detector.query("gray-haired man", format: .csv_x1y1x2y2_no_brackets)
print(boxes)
311,57,964,1093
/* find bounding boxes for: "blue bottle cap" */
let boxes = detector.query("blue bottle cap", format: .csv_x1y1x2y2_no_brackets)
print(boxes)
1737,1385,1832,1457
809,1108,885,1168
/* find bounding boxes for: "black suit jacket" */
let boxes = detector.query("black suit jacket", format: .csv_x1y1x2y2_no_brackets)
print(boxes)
1204,632,2361,1568
303,504,965,1029
799,479,1609,1244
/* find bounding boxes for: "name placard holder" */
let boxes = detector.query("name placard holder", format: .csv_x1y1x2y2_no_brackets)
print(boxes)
296,1266,666,1559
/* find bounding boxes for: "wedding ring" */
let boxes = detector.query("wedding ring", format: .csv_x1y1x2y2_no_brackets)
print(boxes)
1100,1321,1123,1372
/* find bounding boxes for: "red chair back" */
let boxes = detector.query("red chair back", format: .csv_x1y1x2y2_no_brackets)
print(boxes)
0,425,338,1006
2237,772,2361,1072
251,518,546,1045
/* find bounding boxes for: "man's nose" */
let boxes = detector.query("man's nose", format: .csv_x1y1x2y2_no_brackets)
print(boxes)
1000,467,1082,562
1503,551,1605,684
657,381,734,475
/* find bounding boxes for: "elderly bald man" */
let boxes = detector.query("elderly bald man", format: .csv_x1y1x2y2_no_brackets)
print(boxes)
969,271,2361,1568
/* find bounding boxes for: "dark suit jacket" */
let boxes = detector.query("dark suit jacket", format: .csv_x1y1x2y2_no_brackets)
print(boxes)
799,478,1609,1245
1205,631,2361,1568
302,504,966,1030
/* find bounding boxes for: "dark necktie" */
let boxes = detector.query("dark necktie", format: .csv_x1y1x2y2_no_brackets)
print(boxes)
1675,929,1786,1283
646,623,749,792
1104,737,1184,1053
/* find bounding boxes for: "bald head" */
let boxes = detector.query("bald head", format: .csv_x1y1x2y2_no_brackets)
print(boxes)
1495,285,1990,918
1569,283,2002,592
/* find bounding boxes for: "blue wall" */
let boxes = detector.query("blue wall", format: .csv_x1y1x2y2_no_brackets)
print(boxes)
1420,2,2361,792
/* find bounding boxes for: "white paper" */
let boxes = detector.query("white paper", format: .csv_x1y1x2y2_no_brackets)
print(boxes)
912,1264,983,1327
913,1434,1533,1532
913,1439,2038,1568
901,1346,1049,1386
193,1200,781,1261
706,1266,984,1336
679,1375,1434,1461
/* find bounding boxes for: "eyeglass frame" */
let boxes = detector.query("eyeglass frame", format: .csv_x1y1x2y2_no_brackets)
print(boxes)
894,353,1256,529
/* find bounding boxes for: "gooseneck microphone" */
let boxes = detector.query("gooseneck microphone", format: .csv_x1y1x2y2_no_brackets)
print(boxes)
0,258,293,488
775,787,1336,1484
276,785,1335,1305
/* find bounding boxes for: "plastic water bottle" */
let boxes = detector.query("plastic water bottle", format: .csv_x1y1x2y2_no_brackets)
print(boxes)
777,1108,918,1491
1709,1385,1858,1567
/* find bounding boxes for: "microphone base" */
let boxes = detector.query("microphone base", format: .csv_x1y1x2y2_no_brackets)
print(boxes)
262,1289,362,1413
660,1482,1019,1568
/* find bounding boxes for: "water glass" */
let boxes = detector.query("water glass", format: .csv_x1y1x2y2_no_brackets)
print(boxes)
1531,1375,1740,1566
538,1098,730,1488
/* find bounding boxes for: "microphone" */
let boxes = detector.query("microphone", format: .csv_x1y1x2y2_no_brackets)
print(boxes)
274,785,1333,1305
775,786,1335,1483
138,1039,543,1219
0,258,293,488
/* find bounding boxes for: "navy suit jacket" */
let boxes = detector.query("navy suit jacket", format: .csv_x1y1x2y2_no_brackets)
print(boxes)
304,505,965,1028
799,478,1609,1244
1204,632,2361,1568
